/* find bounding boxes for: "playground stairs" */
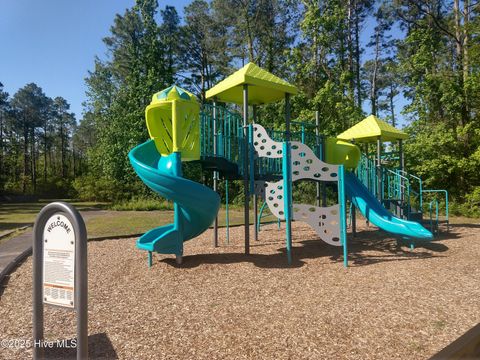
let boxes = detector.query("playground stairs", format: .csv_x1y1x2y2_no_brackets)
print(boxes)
356,153,449,235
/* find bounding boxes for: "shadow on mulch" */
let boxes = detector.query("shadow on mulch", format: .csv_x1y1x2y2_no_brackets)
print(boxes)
0,275,11,298
161,228,449,269
43,332,117,359
162,250,307,269
449,223,480,229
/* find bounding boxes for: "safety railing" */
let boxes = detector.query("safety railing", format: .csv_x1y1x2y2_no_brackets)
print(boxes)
428,199,439,234
398,170,423,209
252,123,324,178
356,154,378,196
383,168,411,216
421,189,449,232
201,103,243,166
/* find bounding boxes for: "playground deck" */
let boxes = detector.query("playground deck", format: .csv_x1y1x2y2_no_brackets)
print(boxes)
0,221,479,360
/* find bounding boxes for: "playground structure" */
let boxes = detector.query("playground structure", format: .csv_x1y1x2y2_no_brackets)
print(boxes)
338,115,449,236
129,62,448,267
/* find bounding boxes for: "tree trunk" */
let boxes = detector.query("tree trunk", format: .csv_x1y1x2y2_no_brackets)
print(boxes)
49,149,55,176
61,124,66,178
371,29,380,116
453,0,463,66
389,84,395,127
463,0,470,114
43,123,47,182
23,122,28,194
347,0,355,100
453,0,468,127
72,147,76,178
200,54,206,102
244,4,255,62
31,127,36,193
14,132,20,183
354,0,361,108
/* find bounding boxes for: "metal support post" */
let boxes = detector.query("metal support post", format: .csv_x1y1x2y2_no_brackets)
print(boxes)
213,100,219,247
243,85,250,255
284,93,292,264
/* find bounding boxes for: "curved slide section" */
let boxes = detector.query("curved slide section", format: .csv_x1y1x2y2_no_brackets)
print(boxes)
129,140,220,255
345,172,432,239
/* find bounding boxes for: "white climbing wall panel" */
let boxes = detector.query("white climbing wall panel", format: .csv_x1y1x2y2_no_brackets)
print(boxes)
252,124,342,247
252,124,283,158
292,204,341,246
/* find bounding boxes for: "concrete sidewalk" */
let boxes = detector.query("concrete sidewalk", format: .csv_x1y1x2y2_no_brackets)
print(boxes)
0,229,33,285
0,211,107,285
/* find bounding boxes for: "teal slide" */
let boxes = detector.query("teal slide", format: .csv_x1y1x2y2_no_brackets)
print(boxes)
345,172,433,239
129,140,220,255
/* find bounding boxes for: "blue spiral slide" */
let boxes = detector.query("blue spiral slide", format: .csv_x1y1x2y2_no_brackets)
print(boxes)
129,140,220,256
344,171,433,239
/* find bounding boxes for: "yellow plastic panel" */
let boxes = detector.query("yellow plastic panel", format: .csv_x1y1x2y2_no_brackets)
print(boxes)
337,115,408,143
145,102,173,157
172,100,200,161
145,99,200,161
325,138,361,169
206,62,298,105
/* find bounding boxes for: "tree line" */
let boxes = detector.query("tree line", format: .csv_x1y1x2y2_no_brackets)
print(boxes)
0,82,88,197
2,0,480,215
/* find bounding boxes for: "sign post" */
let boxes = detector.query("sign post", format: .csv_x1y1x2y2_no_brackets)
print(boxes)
33,202,87,359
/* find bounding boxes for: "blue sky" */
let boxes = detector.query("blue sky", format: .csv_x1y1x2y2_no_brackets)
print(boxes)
0,0,190,118
0,0,407,125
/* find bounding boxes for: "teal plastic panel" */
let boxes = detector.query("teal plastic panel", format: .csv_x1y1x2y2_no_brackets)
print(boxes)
129,140,221,255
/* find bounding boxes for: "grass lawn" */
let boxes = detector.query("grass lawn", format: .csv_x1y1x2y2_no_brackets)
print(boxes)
84,207,276,239
5,199,468,242
0,200,278,240
0,199,107,233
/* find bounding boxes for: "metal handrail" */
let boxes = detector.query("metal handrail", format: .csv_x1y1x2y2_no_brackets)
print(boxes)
398,169,423,208
428,199,439,234
290,120,316,128
421,189,449,231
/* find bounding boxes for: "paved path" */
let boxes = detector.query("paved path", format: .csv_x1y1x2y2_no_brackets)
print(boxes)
0,211,105,285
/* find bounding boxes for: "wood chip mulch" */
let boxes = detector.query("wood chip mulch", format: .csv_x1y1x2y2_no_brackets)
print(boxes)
0,221,479,360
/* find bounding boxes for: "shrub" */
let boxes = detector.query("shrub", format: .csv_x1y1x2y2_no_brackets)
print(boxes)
110,197,173,211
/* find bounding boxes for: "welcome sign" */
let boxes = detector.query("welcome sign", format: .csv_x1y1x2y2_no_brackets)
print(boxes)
42,214,75,308
33,202,88,359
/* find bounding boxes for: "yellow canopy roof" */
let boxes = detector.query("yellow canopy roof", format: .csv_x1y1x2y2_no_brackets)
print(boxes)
337,115,408,143
205,62,298,105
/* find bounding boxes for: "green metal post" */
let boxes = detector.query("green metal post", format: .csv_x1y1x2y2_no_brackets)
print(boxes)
213,100,219,248
351,200,356,237
148,251,152,268
338,165,347,267
226,180,229,244
377,137,382,202
172,151,184,264
283,142,292,264
257,201,265,232
315,111,321,207
399,139,404,216
243,85,250,255
284,93,292,264
253,105,258,241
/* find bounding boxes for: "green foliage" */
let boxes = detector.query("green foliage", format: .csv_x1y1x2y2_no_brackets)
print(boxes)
450,187,480,217
83,0,175,200
4,0,477,218
110,197,174,211
73,175,128,202
36,177,75,199
397,1,480,216
0,82,81,197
